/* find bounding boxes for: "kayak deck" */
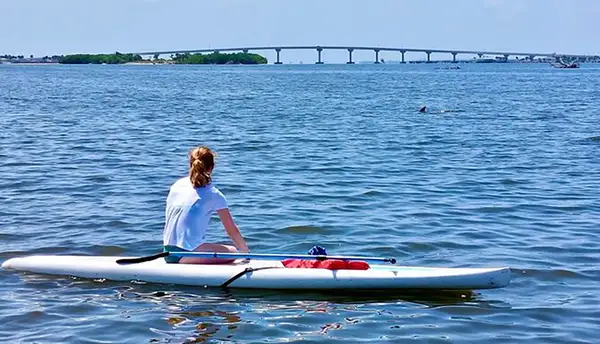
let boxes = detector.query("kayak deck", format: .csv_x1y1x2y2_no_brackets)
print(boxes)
2,255,511,290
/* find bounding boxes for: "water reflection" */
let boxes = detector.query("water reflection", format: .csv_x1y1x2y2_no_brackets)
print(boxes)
9,274,485,343
128,285,478,342
225,288,476,307
165,310,241,344
123,287,245,343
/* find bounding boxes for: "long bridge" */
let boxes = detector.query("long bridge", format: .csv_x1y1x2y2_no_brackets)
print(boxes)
132,45,599,64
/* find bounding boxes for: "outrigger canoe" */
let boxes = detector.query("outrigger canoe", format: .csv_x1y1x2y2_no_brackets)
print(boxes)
1,251,511,290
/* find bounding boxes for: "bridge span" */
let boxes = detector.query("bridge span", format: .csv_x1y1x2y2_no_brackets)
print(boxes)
132,45,599,64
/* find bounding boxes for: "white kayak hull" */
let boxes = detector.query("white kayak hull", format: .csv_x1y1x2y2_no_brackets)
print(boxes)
2,255,511,290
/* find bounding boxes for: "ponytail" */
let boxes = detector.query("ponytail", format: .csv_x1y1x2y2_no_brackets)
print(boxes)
188,146,216,188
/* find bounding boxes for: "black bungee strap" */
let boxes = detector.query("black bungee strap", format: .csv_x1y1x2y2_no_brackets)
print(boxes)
220,266,281,288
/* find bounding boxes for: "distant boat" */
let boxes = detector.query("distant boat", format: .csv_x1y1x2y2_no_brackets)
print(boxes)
474,55,508,63
551,57,579,69
437,65,460,70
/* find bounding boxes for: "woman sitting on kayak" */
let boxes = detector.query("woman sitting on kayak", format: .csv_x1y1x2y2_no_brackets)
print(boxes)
162,146,249,264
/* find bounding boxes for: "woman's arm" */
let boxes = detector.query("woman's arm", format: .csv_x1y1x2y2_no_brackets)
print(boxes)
217,208,249,253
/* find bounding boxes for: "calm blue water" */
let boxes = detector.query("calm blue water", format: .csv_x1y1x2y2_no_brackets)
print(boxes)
1,63,600,343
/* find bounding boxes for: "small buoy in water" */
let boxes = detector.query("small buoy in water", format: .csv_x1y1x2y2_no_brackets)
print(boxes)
419,106,427,113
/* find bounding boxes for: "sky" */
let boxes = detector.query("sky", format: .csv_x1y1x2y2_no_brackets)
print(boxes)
1,0,599,62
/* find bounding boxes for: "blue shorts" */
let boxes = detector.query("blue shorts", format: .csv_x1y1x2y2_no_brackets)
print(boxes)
163,245,190,264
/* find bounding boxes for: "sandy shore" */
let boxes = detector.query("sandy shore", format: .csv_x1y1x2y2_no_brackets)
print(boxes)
124,61,173,65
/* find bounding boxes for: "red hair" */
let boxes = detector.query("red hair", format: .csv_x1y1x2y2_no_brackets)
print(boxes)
189,146,216,188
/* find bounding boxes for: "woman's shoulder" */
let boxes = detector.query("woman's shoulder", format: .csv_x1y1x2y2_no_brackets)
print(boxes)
171,176,191,189
208,184,228,209
207,183,225,197
190,182,225,197
172,178,225,198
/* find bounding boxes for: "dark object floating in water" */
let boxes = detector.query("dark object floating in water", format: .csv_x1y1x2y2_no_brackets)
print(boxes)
419,105,465,113
550,57,580,69
419,106,464,114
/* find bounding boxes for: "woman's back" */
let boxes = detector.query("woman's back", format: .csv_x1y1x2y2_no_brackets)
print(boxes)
163,177,228,251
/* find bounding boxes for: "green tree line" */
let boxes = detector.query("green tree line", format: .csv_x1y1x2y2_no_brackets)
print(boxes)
171,52,267,64
56,51,268,65
59,52,143,64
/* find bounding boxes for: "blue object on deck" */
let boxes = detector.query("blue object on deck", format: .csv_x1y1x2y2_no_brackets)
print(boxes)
308,245,327,255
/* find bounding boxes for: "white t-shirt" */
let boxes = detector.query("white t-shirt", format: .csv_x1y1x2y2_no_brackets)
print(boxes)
162,177,228,251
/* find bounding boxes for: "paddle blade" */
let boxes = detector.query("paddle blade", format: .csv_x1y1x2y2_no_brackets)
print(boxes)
116,252,169,265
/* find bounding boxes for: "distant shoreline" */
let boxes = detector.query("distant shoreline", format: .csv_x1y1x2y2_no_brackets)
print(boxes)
53,52,268,65
0,62,59,65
